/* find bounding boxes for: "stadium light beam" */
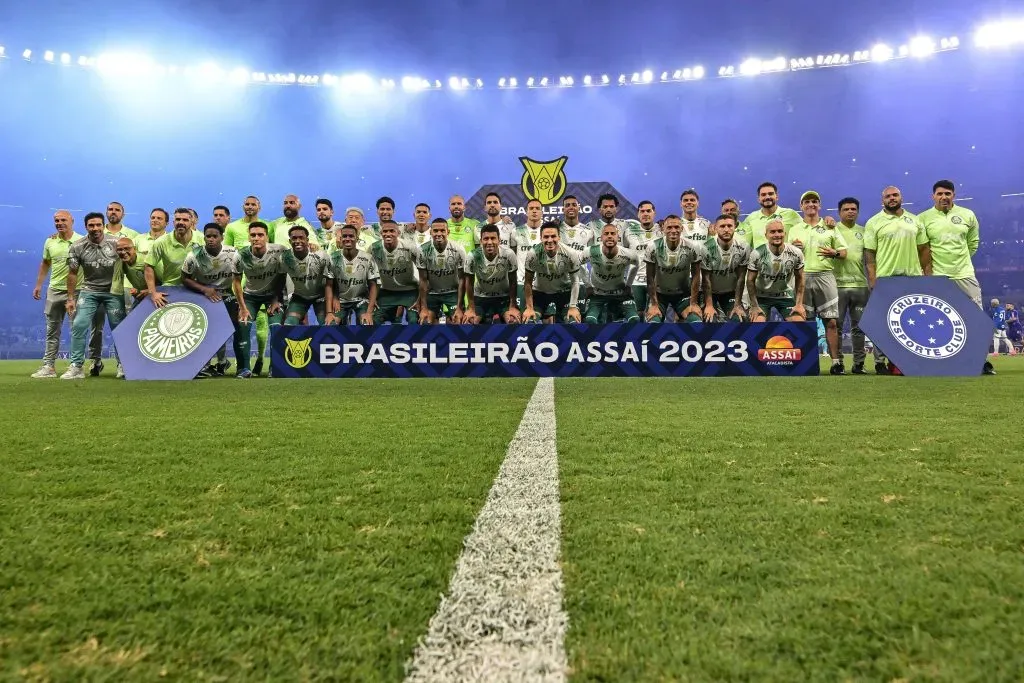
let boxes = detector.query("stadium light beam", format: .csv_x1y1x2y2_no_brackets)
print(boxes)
22,49,31,60
59,52,70,65
43,50,54,62
508,77,517,87
641,69,653,83
583,74,592,85
692,65,705,79
871,43,894,61
448,75,462,90
974,19,1024,48
910,35,936,57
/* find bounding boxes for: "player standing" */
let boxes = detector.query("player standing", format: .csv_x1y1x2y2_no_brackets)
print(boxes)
30,210,82,378
701,214,750,322
644,215,711,323
237,222,287,375
746,219,808,323
738,182,805,249
271,195,319,247
522,222,583,324
834,197,870,374
325,224,378,326
408,203,434,247
464,224,520,324
475,193,518,252
582,224,640,323
447,195,479,253
622,200,660,313
416,219,470,324
586,193,627,242
679,189,711,245
224,197,272,375
369,220,421,325
988,299,1013,355
514,199,544,308
282,226,332,325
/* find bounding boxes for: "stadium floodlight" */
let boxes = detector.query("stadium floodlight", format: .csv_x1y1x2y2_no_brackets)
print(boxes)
321,73,338,86
475,78,483,88
718,66,727,76
565,76,574,86
617,74,626,84
402,75,427,91
682,68,692,79
816,54,824,65
60,52,70,65
0,46,4,58
641,69,653,83
228,67,250,84
974,19,1024,48
824,55,833,65
898,44,909,57
630,72,639,83
660,71,668,81
527,77,535,87
583,74,592,85
601,74,609,84
739,58,762,76
508,77,517,87
692,65,705,79
22,49,31,60
43,50,54,62
673,69,682,79
764,56,787,71
448,76,461,89
540,76,548,86
341,73,376,91
949,36,960,47
909,35,935,57
839,53,850,64
498,77,506,87
871,43,894,61
460,77,470,88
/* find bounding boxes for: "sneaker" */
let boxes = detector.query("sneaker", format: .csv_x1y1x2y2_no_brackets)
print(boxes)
60,365,86,380
983,361,996,375
214,360,232,376
196,368,214,379
874,362,888,375
889,362,903,376
31,365,57,378
830,363,846,375
116,365,125,379
88,359,105,377
851,363,867,375
236,369,252,379
253,357,264,377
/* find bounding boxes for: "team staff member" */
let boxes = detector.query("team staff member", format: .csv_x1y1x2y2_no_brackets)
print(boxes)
739,182,836,250
30,210,82,378
834,197,870,374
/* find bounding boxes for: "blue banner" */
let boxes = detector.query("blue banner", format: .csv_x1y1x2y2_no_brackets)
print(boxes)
270,322,820,378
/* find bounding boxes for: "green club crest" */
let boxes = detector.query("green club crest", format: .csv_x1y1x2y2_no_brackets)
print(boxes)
138,302,209,363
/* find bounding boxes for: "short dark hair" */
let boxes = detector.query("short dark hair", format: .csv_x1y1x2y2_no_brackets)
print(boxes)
526,198,543,208
245,195,260,202
662,214,681,223
933,179,955,193
715,214,737,225
213,205,230,216
485,192,502,203
380,219,399,228
315,198,333,210
431,217,448,225
540,220,561,236
188,208,199,218
757,182,778,194
173,207,191,216
84,211,105,225
203,222,224,235
108,201,124,209
838,197,860,211
680,189,699,201
721,197,739,207
638,200,655,211
415,202,431,211
376,196,395,210
248,221,268,234
598,193,619,207
340,224,358,235
288,225,310,238
479,224,500,238
151,208,169,221
562,195,579,205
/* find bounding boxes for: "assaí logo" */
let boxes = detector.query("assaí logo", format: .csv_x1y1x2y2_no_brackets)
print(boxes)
757,335,802,364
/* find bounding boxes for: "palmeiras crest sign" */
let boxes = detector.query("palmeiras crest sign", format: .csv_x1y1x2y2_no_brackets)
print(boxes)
465,156,638,221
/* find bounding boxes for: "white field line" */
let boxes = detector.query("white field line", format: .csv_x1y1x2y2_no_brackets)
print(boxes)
404,377,567,683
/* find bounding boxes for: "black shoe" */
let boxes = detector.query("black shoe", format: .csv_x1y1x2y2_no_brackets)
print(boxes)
983,361,996,375
253,357,264,376
89,359,104,377
851,363,867,375
196,368,213,379
874,362,888,375
830,363,846,375
217,360,232,375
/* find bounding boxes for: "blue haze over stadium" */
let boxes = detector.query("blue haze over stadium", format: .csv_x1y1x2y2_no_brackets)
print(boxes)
1,0,1023,355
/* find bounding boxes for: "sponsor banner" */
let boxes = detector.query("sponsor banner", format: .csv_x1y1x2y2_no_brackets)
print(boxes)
271,322,819,378
859,276,994,376
111,287,234,380
465,155,638,221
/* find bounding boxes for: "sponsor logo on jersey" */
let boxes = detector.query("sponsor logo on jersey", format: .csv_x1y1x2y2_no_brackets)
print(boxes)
519,156,569,205
284,337,314,369
757,335,802,364
886,294,966,358
137,302,207,363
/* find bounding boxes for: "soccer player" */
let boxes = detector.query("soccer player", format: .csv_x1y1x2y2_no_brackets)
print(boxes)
447,195,479,253
325,224,378,326
367,196,404,237
644,215,711,323
582,223,640,323
315,198,343,242
408,203,434,247
30,210,82,378
746,219,808,323
514,199,544,307
282,225,331,325
622,200,660,313
475,193,518,252
864,185,931,374
834,197,870,374
271,194,319,247
989,299,1013,355
237,222,287,375
464,223,520,324
145,208,204,307
369,220,421,325
721,198,745,244
560,194,594,254
212,205,231,231
416,218,470,324
586,193,627,242
679,189,711,244
224,197,272,375
522,222,583,323
1007,303,1022,350
61,212,126,380
105,201,138,240
789,191,848,374
701,214,750,322
181,223,252,377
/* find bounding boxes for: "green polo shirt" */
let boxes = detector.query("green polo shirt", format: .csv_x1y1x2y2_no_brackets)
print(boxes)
788,220,848,273
834,223,867,289
917,205,980,280
42,232,84,291
105,224,139,240
224,217,273,248
738,207,802,249
863,210,927,278
146,231,203,285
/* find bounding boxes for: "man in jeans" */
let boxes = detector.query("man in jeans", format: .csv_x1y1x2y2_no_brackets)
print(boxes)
61,212,126,380
30,210,83,377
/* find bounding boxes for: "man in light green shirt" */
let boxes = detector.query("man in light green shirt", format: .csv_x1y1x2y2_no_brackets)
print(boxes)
739,181,815,250
134,208,169,276
834,197,870,373
30,210,83,377
145,208,203,304
270,194,318,247
225,196,271,248
104,201,138,240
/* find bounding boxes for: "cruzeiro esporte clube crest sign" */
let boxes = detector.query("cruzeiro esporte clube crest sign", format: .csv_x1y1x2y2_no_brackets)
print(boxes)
137,301,209,363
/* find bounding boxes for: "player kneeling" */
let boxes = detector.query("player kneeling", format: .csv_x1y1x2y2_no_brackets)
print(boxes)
325,224,377,325
464,224,520,324
522,222,583,324
746,219,808,322
643,215,711,323
582,223,640,323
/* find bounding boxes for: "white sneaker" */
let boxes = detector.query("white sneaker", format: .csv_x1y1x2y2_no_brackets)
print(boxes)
116,365,125,379
60,365,86,380
31,365,57,378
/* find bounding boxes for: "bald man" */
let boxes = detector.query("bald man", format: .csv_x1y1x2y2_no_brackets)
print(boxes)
447,195,480,253
271,194,319,248
31,210,84,377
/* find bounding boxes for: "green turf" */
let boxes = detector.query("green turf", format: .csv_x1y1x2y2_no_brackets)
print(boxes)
0,360,536,681
557,356,1024,682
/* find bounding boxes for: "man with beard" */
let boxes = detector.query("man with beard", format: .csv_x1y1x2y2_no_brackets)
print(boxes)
315,198,344,243
834,197,870,374
582,223,640,323
271,194,319,248
281,226,331,325
644,215,711,323
61,212,125,379
325,224,378,326
144,208,204,307
739,182,834,250
679,189,711,245
864,185,931,374
369,220,421,325
746,220,808,323
522,222,583,324
721,198,744,243
475,193,518,252
464,224,520,324
701,214,750,322
514,199,545,308
416,219,470,324
212,205,231,232
586,193,629,242
225,196,272,375
30,210,83,378
105,201,138,240
447,194,480,253
622,200,660,313
367,196,407,237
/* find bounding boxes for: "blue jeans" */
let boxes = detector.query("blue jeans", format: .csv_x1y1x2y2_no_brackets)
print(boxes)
71,292,126,366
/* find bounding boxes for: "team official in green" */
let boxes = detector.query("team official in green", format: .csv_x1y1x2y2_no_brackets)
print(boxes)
746,219,807,322
522,222,583,324
271,194,320,248
417,219,470,324
325,224,378,326
369,220,420,325
464,223,520,324
834,197,870,374
113,237,157,309
144,208,203,302
582,223,640,323
281,225,331,325
644,215,712,323
30,210,83,378
701,214,750,322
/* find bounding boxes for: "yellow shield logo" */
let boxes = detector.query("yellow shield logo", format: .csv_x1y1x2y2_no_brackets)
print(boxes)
519,156,569,205
284,337,313,369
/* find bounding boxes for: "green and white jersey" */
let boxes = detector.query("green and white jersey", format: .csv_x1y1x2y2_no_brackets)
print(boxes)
328,249,379,304
238,243,287,297
738,207,802,249
369,240,419,292
146,231,203,285
271,217,321,247
702,238,751,294
224,218,272,248
417,240,469,294
356,227,380,252
917,205,980,280
514,224,543,285
788,220,848,273
407,228,434,249
282,249,331,300
863,210,927,278
748,244,805,298
367,221,409,238
645,237,708,295
67,236,119,292
560,222,594,255
474,221,519,253
447,219,479,253
524,244,582,294
834,223,867,289
586,218,628,243
181,246,241,295
583,245,638,297
42,232,83,292
681,216,712,244
621,221,660,286
466,246,518,297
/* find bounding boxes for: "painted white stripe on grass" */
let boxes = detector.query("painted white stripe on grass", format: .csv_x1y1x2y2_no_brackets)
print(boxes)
405,377,567,683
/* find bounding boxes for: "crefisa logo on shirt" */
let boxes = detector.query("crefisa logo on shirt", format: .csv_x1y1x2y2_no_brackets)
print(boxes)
138,302,208,363
887,294,967,359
